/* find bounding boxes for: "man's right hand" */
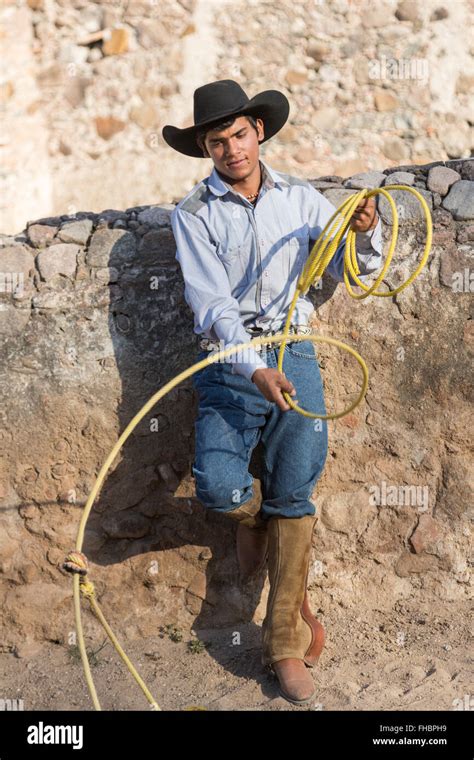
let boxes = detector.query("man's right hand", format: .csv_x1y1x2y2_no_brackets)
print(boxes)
251,368,298,412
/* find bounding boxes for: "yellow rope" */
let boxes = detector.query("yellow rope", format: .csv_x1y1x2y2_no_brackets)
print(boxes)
63,184,432,710
278,185,432,414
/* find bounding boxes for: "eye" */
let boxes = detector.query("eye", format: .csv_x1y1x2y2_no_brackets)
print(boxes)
210,130,246,146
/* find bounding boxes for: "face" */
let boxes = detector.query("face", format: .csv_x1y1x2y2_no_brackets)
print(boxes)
201,116,265,182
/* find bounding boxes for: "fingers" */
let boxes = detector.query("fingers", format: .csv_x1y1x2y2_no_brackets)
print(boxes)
275,377,298,412
279,371,294,393
277,390,298,412
261,371,298,412
276,391,291,412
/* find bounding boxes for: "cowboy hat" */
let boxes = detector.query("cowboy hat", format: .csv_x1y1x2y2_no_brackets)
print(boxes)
161,79,290,158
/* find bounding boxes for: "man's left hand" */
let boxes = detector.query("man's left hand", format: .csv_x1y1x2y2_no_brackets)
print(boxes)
350,197,378,233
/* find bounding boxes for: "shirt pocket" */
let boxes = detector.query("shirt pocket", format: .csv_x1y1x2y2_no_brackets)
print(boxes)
217,244,250,292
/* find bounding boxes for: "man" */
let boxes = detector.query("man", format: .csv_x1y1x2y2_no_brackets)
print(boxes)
162,80,382,705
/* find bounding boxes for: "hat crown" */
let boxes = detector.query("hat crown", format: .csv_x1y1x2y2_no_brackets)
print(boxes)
193,79,250,125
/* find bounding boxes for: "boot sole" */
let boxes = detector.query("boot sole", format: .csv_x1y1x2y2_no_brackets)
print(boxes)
268,663,317,705
278,686,317,705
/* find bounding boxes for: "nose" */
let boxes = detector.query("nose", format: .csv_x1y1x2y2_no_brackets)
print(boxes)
224,138,241,160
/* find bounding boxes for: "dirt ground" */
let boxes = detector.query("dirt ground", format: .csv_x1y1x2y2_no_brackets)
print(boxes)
2,594,471,712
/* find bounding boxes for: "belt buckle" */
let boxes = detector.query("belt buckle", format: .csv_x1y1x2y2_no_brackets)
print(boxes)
261,329,275,352
291,325,312,349
199,337,220,352
284,324,311,348
248,326,267,353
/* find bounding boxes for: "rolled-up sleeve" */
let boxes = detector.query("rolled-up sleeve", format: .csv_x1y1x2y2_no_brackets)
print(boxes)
306,185,383,284
171,207,268,382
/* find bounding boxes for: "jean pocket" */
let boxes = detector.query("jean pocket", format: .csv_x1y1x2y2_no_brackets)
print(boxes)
285,339,319,360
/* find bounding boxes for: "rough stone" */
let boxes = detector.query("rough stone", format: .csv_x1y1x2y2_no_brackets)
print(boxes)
137,205,175,227
442,181,474,221
312,107,340,132
27,224,58,248
86,228,137,266
374,91,399,112
382,136,410,162
57,219,93,245
427,167,462,196
378,188,432,224
383,172,415,187
0,245,35,284
410,514,443,554
36,244,79,280
440,125,471,159
395,552,438,577
344,172,386,190
395,1,420,22
306,40,330,62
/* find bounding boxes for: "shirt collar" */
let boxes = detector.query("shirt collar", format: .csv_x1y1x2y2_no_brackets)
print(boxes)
207,158,289,198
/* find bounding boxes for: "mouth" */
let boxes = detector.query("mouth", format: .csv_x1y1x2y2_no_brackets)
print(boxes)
227,159,246,168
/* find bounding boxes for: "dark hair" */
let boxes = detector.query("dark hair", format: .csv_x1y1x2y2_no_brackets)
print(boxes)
196,113,259,155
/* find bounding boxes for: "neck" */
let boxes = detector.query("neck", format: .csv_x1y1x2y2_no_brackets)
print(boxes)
217,159,262,198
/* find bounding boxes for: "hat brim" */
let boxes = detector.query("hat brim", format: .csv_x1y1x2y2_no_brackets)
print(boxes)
162,90,290,158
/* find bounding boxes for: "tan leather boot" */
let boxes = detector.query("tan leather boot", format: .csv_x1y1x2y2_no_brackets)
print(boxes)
262,514,325,705
222,492,268,583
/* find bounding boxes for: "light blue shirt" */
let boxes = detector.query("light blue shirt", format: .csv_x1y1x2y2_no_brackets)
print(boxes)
171,159,383,382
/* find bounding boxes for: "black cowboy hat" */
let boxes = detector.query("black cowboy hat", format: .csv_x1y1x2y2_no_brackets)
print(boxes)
162,79,290,158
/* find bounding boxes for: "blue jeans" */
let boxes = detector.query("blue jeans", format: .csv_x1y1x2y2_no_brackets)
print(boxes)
191,339,328,521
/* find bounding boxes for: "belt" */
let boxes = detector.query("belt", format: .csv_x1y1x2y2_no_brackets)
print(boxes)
199,324,312,353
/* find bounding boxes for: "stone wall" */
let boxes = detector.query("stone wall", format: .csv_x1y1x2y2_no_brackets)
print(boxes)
2,0,472,232
0,158,472,651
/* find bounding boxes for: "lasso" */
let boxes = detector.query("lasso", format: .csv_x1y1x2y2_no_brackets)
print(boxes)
63,185,432,709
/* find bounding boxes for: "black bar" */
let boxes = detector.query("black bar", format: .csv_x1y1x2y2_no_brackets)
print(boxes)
0,710,470,757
